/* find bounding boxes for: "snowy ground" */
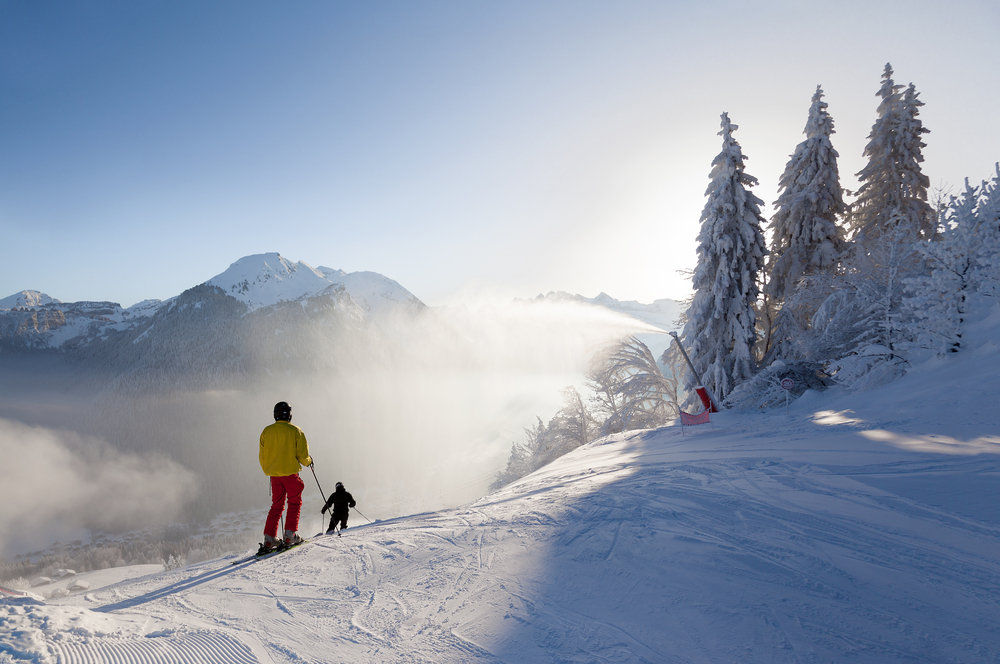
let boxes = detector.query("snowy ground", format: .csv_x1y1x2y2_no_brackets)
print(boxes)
3,309,1000,663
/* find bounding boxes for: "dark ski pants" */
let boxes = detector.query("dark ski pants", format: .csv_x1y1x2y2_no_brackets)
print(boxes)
265,474,304,537
328,512,348,532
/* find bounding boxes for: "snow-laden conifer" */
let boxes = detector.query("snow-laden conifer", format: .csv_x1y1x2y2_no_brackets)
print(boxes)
681,113,767,402
976,164,1000,295
908,170,1000,353
905,181,979,353
767,86,847,304
849,64,934,241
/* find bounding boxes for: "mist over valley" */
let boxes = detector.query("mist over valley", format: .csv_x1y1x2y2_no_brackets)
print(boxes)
0,253,676,559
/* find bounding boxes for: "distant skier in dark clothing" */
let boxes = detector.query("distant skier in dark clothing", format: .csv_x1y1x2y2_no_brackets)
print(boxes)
322,482,356,533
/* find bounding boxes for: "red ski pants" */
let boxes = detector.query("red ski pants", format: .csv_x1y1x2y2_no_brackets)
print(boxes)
265,474,304,537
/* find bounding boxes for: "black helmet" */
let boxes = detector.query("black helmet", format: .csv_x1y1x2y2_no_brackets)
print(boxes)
336,482,344,490
273,401,292,422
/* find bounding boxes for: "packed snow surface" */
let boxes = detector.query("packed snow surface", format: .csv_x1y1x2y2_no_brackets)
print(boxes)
4,308,1000,662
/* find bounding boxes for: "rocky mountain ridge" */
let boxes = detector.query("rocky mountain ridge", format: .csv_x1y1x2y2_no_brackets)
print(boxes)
0,253,425,353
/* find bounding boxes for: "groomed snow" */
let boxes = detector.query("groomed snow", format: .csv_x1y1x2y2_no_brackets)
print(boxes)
3,307,1000,663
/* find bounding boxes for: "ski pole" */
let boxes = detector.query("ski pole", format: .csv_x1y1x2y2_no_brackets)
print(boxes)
352,506,372,524
309,464,331,535
309,463,328,502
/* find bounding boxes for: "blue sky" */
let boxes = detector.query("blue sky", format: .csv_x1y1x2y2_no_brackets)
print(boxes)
2,1,999,307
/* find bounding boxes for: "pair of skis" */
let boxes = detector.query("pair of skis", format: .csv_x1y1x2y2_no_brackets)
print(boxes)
229,528,344,566
230,538,309,566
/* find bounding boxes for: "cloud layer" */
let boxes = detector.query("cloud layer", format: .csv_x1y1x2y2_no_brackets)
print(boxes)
0,417,199,555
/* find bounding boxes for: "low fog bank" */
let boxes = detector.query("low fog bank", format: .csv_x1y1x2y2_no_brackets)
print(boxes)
0,417,199,558
0,297,662,555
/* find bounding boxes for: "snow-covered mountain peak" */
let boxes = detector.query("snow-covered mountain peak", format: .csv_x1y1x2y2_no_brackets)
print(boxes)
205,253,335,310
0,290,61,310
204,253,425,315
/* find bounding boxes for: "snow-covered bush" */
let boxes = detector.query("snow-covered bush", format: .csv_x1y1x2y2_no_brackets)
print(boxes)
799,223,919,390
725,360,832,410
825,344,907,393
163,554,186,571
3,576,29,591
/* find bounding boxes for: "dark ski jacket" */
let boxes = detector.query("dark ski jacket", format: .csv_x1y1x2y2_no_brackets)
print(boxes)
323,487,356,517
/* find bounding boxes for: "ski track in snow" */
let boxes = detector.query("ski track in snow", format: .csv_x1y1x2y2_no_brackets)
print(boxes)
50,631,258,664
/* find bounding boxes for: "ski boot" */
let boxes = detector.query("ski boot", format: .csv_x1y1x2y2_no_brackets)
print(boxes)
258,534,282,555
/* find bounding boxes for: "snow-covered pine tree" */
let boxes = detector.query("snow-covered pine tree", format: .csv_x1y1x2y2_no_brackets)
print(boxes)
767,86,848,304
907,167,1000,353
897,83,934,237
906,180,982,353
976,164,1000,295
764,86,849,364
681,113,768,402
849,64,934,241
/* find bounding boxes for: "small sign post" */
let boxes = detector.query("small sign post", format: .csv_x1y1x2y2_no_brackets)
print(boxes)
780,378,794,414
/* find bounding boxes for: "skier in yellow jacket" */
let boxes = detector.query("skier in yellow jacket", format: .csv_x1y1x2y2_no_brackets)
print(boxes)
259,401,313,549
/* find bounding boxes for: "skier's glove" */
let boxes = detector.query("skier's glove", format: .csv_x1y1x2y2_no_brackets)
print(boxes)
321,506,327,514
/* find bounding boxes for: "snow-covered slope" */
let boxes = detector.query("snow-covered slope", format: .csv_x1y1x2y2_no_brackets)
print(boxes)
318,267,425,318
6,306,1000,662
